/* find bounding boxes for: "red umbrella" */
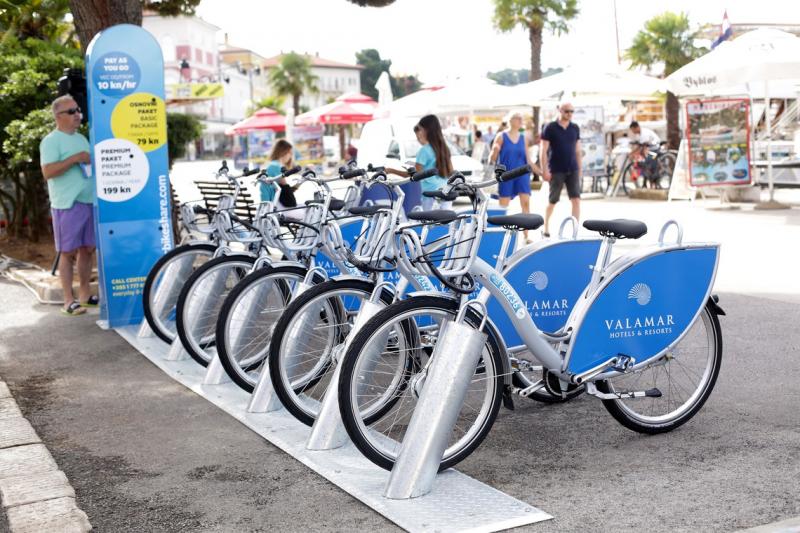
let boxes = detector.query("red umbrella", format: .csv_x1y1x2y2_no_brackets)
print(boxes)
295,99,377,126
226,107,286,135
335,92,376,104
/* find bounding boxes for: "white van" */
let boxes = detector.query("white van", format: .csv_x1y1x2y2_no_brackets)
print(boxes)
356,118,485,181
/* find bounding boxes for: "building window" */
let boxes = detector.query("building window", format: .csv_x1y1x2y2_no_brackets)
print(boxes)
206,51,213,66
195,48,202,63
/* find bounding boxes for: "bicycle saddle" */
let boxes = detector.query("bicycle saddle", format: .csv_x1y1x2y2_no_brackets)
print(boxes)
583,219,647,239
305,198,346,212
407,209,459,224
487,213,544,231
348,205,383,216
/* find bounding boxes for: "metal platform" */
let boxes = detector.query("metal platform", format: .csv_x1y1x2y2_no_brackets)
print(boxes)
116,326,552,532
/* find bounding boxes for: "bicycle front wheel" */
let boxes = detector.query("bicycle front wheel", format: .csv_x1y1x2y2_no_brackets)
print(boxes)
143,243,216,343
595,301,722,433
216,265,311,392
175,254,255,367
269,278,396,426
338,296,504,472
655,151,677,189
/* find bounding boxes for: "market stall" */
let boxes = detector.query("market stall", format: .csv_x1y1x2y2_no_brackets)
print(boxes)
666,29,800,206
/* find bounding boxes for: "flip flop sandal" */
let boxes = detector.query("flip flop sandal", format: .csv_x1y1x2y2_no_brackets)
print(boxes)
61,301,87,316
82,295,100,308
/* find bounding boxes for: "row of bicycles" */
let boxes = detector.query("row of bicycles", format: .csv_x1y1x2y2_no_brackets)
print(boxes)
142,159,724,474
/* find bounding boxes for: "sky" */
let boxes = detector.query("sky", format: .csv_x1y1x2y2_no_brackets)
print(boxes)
195,0,800,84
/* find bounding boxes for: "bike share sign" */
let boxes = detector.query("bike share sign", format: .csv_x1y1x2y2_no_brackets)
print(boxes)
86,24,173,328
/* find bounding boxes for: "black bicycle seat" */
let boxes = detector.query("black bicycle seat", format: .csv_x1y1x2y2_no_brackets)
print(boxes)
487,214,544,231
407,209,459,224
583,219,647,239
305,198,346,212
348,205,383,216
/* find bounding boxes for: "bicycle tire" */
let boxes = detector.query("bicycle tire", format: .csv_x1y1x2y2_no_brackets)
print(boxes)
338,295,504,472
595,302,722,434
268,278,398,426
216,264,314,392
620,161,637,196
175,254,256,367
142,243,216,343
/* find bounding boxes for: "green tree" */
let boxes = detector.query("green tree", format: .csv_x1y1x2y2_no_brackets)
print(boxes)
346,0,396,6
166,113,203,169
626,11,705,149
268,52,318,117
0,0,74,44
391,74,422,98
68,0,201,52
0,36,81,240
246,95,287,117
492,0,579,129
356,48,390,100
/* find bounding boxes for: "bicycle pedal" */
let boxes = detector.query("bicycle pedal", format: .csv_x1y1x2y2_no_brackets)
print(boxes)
611,354,635,373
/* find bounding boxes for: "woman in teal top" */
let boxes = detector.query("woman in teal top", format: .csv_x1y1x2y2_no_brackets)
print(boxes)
260,139,294,203
387,114,453,211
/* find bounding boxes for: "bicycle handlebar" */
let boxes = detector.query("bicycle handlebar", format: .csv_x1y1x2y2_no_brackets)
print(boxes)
410,168,438,182
281,165,302,178
496,164,531,182
342,168,366,179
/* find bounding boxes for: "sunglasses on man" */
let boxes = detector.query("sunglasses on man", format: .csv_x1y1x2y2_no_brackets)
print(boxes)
58,107,82,116
561,109,575,114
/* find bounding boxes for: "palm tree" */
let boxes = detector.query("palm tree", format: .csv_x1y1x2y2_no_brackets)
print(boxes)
626,12,705,149
492,0,579,130
268,52,318,117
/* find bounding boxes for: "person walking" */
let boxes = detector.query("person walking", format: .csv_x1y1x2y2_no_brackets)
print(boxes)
386,114,453,212
540,102,582,236
489,112,539,243
40,95,96,315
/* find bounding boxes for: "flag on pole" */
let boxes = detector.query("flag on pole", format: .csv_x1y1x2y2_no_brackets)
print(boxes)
711,11,732,49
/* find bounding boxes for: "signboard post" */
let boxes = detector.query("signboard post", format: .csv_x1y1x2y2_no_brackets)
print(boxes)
686,98,752,188
85,24,172,328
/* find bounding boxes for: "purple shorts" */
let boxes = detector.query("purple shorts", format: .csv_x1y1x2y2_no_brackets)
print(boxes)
52,202,95,253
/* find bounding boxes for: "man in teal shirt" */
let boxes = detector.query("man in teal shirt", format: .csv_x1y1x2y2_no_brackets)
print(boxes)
40,95,97,315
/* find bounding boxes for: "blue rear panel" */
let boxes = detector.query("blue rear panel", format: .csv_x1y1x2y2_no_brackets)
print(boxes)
489,239,600,346
566,246,718,375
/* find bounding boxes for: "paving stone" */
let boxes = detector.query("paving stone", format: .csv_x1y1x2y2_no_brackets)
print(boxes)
0,470,74,508
0,444,57,480
0,398,23,420
0,417,40,449
0,381,11,399
6,497,91,533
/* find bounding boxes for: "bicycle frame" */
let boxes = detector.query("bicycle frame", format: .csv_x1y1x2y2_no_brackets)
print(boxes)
465,224,720,384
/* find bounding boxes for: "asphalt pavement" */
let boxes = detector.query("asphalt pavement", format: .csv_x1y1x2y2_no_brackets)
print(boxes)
1,193,799,532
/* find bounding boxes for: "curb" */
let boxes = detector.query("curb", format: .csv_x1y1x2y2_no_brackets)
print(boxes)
0,378,92,532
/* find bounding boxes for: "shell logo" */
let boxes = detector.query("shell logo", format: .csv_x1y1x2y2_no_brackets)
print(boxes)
526,271,549,290
628,283,652,306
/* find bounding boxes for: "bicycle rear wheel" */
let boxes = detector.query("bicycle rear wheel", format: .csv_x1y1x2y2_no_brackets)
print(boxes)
655,151,677,189
216,265,311,392
595,302,722,433
143,243,216,343
620,162,639,196
175,254,255,367
338,296,504,472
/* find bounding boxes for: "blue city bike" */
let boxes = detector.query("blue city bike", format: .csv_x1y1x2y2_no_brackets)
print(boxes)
266,166,603,426
337,169,724,472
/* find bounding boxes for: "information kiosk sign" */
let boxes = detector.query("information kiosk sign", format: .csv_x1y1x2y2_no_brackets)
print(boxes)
85,24,172,327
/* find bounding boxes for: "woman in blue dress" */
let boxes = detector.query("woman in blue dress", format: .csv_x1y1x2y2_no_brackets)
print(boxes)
489,112,539,242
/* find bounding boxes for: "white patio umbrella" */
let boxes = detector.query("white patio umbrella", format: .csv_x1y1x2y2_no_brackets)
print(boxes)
374,71,393,117
495,67,665,108
666,28,800,203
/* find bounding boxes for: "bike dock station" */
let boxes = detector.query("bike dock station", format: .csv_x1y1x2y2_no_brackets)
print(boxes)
116,325,552,532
